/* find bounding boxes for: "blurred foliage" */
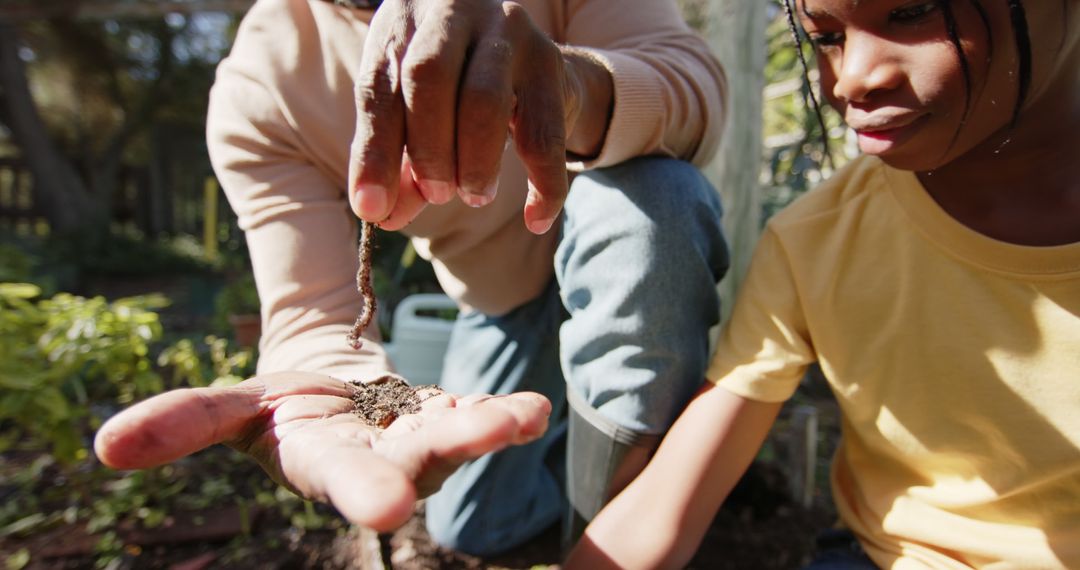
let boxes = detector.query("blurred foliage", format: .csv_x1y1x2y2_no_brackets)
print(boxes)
0,282,168,463
760,2,852,220
43,227,217,278
19,13,232,163
0,241,252,461
678,0,853,222
2,12,238,239
158,334,254,388
0,282,259,567
213,270,259,323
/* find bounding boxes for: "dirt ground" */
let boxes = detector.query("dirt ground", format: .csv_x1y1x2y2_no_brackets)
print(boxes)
4,458,832,570
371,461,834,570
5,385,840,569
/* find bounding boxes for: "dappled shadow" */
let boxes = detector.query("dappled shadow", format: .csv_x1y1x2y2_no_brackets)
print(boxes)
816,271,1080,566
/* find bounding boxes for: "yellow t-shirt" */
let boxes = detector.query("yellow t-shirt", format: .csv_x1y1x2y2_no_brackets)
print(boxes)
707,156,1080,569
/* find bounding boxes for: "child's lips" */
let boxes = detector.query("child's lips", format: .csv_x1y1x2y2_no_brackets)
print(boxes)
852,115,924,154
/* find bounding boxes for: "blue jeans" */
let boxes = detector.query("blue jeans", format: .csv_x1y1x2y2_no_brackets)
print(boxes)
425,156,729,555
803,529,879,569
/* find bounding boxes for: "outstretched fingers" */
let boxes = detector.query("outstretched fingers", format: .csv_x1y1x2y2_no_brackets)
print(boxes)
94,381,269,470
276,417,419,531
94,372,350,470
447,392,552,447
376,391,552,499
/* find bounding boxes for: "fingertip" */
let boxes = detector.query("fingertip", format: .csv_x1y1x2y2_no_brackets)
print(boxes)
351,184,390,221
329,463,417,531
523,185,563,234
93,420,122,468
92,405,161,469
525,214,557,235
499,392,552,440
516,391,553,416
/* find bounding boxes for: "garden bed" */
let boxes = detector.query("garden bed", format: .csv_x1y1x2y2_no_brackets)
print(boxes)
1,445,832,570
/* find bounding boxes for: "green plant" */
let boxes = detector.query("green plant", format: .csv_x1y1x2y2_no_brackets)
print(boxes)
761,1,853,220
0,283,168,462
0,243,32,283
213,270,260,324
157,335,254,388
44,228,217,278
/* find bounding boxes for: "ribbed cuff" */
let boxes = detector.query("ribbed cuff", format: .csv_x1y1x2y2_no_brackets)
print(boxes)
566,48,665,171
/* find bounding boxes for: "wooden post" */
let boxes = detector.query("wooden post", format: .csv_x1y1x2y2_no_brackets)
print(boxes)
702,1,767,324
203,177,219,261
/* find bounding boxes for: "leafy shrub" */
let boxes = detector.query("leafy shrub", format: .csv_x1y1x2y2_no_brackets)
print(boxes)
157,334,254,388
0,283,168,462
44,228,216,278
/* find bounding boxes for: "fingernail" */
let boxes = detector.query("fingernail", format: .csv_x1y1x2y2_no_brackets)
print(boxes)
461,193,493,208
527,215,557,235
459,180,498,208
354,184,388,219
418,179,453,205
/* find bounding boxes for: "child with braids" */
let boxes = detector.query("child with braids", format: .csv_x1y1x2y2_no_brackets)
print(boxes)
566,0,1080,568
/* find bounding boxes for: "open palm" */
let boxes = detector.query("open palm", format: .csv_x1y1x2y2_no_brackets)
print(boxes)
94,371,551,531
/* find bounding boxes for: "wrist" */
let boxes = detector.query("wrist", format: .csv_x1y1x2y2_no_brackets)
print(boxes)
561,47,614,159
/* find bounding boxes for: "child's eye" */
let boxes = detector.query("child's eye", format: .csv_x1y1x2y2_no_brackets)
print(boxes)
889,1,939,23
808,32,844,48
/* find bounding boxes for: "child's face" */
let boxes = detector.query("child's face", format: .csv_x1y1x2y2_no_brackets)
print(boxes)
796,0,1076,172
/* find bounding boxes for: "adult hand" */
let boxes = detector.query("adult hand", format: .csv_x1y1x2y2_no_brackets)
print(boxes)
94,371,551,531
348,0,612,235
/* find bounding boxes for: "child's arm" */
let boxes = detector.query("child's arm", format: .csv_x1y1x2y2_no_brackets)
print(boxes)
565,382,782,569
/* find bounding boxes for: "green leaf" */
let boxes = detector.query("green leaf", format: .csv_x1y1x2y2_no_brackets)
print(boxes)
33,388,70,420
0,283,41,300
4,548,29,570
0,514,46,538
0,370,45,391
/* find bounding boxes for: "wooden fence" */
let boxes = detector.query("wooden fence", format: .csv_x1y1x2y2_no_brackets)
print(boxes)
0,157,40,234
0,156,236,243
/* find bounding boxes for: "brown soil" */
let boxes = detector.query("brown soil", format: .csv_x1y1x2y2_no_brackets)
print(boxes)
349,375,442,429
377,461,833,569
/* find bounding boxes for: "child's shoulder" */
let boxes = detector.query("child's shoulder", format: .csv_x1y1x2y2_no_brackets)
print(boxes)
767,155,894,233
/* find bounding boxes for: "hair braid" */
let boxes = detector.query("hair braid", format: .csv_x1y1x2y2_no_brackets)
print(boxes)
781,0,833,166
1006,0,1032,125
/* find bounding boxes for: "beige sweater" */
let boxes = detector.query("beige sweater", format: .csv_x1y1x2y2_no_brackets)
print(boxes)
207,0,727,380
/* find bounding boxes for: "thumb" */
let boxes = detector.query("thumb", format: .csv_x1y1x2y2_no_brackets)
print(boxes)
94,382,268,469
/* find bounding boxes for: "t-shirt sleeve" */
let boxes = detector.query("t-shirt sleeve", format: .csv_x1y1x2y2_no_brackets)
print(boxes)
562,0,727,170
206,65,394,382
706,226,815,403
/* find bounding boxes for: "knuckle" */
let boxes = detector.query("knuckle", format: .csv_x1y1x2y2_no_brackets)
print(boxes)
355,68,399,116
401,51,455,98
517,124,566,164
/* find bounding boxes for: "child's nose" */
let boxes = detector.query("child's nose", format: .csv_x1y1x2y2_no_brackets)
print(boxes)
832,32,903,104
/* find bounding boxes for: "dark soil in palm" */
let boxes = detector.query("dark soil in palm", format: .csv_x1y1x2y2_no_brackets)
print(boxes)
349,375,440,428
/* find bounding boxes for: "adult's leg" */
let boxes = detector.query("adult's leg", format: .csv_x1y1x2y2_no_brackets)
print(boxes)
803,529,880,569
424,281,568,556
556,156,729,545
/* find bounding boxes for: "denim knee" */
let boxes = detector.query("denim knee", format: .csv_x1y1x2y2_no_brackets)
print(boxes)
424,429,565,556
556,156,730,434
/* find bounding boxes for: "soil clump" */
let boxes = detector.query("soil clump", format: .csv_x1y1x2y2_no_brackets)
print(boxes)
349,375,441,429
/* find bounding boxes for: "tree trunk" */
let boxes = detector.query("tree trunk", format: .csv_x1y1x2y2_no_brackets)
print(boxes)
704,1,766,323
0,22,101,234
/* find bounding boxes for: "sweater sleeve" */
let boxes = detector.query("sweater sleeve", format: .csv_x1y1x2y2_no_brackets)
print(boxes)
206,64,394,382
562,0,727,170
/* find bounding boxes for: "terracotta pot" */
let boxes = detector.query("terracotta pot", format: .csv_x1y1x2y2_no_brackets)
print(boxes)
227,313,262,348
